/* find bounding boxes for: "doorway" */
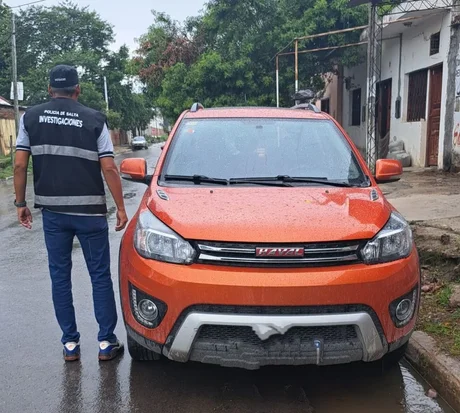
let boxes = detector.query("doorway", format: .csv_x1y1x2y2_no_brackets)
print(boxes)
427,65,443,166
376,78,392,158
376,79,392,139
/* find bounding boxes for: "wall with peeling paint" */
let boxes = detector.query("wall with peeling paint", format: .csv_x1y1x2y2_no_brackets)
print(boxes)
342,60,368,154
341,12,452,168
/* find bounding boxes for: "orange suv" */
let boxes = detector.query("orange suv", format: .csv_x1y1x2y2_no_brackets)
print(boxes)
119,103,420,370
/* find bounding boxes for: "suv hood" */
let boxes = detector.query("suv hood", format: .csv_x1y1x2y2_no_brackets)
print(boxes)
147,187,391,243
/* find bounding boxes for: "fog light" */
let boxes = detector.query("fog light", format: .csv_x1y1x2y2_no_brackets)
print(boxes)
129,283,167,329
138,299,158,321
396,299,412,321
390,287,418,328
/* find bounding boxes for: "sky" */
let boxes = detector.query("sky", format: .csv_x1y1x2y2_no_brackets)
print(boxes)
7,0,207,51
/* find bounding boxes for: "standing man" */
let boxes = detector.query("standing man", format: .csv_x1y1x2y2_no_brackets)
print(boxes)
13,65,128,362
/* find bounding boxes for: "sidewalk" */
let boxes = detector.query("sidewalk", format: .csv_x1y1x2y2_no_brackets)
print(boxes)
114,145,131,156
384,169,460,222
385,169,460,412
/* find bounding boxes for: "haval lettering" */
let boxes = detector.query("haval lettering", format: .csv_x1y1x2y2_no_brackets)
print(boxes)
119,103,420,370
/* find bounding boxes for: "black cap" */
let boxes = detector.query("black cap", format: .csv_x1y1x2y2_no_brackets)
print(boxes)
49,65,79,88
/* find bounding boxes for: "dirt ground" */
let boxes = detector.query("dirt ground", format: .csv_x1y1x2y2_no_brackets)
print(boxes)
382,170,460,358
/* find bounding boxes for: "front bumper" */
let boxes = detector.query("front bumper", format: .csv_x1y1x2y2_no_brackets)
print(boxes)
120,234,420,368
125,302,414,370
166,311,384,367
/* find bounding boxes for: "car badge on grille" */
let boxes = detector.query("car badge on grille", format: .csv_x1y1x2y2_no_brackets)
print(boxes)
256,247,304,257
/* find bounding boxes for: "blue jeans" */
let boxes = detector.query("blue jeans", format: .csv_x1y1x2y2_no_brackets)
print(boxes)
42,210,118,344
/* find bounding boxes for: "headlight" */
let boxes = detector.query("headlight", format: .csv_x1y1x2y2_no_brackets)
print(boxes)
362,212,413,264
134,209,196,264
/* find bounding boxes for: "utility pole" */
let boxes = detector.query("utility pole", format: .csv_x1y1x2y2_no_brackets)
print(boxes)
11,12,20,135
8,0,46,137
365,2,380,174
103,76,109,111
294,39,299,93
276,55,280,107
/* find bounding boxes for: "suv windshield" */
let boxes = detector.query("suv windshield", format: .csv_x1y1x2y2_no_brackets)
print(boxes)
161,118,366,185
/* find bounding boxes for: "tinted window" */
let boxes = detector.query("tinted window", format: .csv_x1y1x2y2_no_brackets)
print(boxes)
161,118,365,183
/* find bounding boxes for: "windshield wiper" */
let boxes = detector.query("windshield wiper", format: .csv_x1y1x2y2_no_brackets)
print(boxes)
164,174,229,185
229,178,292,187
230,176,359,188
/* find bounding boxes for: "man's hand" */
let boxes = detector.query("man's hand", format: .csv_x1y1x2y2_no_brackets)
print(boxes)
17,207,33,229
100,157,128,231
116,209,128,231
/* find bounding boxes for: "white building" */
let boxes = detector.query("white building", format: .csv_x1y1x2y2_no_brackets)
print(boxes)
325,2,460,169
140,111,166,138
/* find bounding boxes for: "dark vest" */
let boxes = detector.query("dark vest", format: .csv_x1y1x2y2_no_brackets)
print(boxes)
24,98,108,215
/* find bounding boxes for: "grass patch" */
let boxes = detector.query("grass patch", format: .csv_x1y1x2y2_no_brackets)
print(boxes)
414,225,460,358
422,320,460,357
150,135,168,144
437,285,453,307
0,154,33,179
419,282,460,357
0,156,14,179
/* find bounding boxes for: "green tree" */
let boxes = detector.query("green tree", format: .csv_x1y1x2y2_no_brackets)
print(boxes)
0,1,114,105
134,0,368,123
79,82,106,111
0,6,12,99
105,109,122,130
104,46,154,134
0,2,154,135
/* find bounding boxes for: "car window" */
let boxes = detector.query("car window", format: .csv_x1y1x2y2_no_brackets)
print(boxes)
161,118,365,184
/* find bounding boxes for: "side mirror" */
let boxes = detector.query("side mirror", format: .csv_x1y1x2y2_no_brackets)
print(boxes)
375,159,403,184
120,158,152,185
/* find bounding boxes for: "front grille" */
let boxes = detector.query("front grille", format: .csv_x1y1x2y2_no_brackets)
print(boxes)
189,324,363,368
195,240,363,267
198,324,357,343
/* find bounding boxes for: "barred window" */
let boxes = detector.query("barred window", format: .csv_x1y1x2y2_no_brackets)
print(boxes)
321,98,330,114
407,69,428,122
430,32,440,55
351,89,361,126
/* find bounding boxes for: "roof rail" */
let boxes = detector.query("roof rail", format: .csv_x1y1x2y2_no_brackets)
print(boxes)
190,102,204,112
291,103,321,113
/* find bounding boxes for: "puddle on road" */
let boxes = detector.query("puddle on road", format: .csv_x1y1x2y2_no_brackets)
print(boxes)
401,360,454,413
123,192,137,200
107,206,116,217
123,358,457,413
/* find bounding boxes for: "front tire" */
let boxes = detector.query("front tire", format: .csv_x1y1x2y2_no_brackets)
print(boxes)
127,335,162,361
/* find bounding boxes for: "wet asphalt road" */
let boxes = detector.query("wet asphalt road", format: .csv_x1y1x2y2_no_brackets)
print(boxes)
0,145,456,413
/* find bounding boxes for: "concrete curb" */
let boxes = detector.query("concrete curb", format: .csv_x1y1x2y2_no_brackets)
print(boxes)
406,331,460,412
114,147,132,156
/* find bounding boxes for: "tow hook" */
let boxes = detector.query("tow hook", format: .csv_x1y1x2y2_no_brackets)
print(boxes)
314,339,324,365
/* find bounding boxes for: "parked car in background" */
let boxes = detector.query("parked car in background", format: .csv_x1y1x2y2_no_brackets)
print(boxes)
119,103,420,370
131,136,148,150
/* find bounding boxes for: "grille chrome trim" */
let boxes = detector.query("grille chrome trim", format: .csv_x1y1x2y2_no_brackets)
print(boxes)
198,244,254,254
199,253,358,264
304,245,359,254
196,241,362,267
